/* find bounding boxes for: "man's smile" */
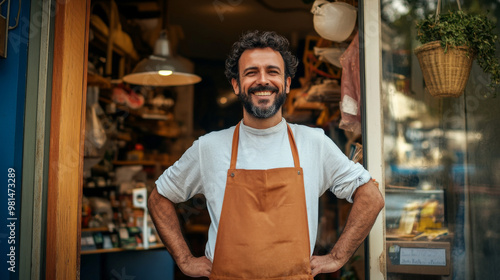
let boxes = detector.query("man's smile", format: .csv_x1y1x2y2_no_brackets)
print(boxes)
248,85,279,97
253,91,273,96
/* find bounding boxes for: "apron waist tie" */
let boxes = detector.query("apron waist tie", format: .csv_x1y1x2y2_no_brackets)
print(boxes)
210,274,314,280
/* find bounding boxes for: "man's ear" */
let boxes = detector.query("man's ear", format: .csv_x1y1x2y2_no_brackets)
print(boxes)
231,78,240,95
285,76,291,94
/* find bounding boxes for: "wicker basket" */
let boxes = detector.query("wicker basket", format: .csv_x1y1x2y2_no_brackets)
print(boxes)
414,41,475,98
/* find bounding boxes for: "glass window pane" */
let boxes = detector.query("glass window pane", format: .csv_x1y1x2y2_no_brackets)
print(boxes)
380,0,500,279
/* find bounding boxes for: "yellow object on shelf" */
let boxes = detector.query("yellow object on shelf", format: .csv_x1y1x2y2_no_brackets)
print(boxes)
418,200,444,232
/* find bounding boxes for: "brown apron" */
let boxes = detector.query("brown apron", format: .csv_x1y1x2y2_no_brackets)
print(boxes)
210,122,313,280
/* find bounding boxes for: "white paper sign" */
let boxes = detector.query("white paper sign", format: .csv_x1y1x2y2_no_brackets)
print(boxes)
400,248,446,266
341,95,358,115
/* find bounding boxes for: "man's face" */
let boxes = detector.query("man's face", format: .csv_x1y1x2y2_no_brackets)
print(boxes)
231,47,291,119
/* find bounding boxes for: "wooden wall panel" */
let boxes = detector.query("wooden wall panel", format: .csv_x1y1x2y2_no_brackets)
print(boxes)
46,0,90,279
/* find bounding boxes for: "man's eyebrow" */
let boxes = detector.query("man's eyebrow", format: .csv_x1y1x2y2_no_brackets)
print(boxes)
242,65,282,73
267,65,281,71
242,66,258,73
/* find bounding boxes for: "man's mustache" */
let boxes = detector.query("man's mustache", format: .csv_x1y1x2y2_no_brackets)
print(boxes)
248,85,279,93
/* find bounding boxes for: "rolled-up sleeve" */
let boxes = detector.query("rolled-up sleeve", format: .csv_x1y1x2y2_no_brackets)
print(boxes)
322,135,371,203
155,140,203,203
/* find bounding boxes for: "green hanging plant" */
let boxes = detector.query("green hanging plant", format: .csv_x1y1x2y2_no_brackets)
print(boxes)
416,10,500,89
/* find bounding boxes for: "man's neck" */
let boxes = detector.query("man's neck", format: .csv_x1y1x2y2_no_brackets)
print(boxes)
242,111,283,129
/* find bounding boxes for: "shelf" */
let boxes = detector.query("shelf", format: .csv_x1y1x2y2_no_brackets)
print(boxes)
386,188,444,194
112,160,158,166
89,23,139,61
81,243,165,255
82,227,109,233
98,97,142,117
98,97,176,125
111,160,175,169
112,160,173,166
87,73,111,88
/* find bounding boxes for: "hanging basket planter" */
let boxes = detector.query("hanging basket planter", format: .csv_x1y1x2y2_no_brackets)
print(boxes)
414,41,475,98
414,0,500,97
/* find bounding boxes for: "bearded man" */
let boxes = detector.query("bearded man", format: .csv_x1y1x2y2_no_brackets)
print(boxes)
149,30,384,280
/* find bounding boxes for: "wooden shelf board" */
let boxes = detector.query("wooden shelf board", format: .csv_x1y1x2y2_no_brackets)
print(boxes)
112,160,158,166
81,227,109,233
81,243,165,255
87,73,111,88
112,159,175,167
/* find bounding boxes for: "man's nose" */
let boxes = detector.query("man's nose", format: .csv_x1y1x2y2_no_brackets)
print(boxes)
256,72,270,85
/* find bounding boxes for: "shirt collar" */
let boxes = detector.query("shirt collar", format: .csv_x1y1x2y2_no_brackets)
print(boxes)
240,118,287,136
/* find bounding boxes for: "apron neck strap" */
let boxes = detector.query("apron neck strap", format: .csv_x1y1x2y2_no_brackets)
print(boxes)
230,122,301,169
286,123,301,168
229,122,241,169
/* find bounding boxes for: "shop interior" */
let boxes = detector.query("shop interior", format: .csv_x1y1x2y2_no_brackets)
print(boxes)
80,0,365,279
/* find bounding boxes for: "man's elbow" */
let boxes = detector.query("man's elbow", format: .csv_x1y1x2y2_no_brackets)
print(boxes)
374,191,385,213
355,181,385,213
368,182,385,213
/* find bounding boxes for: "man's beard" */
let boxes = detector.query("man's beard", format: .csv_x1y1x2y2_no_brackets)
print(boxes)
237,84,287,119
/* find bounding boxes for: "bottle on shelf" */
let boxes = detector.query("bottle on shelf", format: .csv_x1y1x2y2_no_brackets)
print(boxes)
127,143,144,161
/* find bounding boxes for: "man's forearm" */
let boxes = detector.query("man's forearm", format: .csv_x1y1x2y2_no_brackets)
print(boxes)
330,180,384,264
148,188,193,264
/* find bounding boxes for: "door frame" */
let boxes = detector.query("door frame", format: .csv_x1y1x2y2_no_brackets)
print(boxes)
45,0,90,279
360,0,386,279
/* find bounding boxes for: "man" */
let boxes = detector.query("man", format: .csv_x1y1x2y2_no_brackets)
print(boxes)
148,30,384,279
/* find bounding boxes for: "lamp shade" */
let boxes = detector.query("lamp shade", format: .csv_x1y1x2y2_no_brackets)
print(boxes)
311,0,357,42
123,31,202,87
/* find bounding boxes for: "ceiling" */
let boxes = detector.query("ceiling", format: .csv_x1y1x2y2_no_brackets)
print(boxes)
114,0,317,61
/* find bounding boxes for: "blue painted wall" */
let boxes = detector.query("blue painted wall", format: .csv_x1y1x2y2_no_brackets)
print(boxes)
0,0,30,279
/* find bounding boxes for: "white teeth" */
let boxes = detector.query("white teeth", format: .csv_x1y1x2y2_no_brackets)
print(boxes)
254,91,272,96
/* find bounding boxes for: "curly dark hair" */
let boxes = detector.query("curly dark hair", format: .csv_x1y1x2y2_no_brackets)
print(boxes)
224,30,299,84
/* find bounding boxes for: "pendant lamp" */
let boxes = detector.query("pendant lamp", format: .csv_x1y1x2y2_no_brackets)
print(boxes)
122,30,201,87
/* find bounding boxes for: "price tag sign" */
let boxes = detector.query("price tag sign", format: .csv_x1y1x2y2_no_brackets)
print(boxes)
400,248,446,266
387,241,451,275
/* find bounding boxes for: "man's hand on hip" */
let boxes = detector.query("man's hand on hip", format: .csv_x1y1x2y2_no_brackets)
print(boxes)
178,255,212,278
310,254,344,277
